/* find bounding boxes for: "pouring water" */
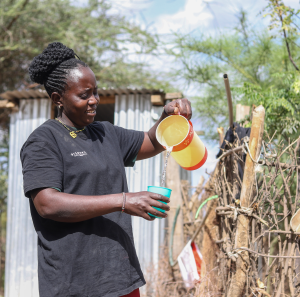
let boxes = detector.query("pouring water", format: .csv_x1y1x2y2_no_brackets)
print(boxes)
161,146,173,187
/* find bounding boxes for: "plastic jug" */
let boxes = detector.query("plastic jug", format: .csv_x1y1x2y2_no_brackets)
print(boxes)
156,115,207,171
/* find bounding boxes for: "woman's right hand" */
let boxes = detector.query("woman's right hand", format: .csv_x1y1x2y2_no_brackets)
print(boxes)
124,191,170,220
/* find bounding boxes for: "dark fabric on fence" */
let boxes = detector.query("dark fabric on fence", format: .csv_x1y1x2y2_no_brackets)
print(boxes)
216,122,251,202
216,122,251,158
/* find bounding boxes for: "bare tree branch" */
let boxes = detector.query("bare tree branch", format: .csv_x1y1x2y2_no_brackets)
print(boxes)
275,0,299,71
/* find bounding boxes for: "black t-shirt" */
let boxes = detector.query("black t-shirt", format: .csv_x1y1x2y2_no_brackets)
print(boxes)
20,119,145,297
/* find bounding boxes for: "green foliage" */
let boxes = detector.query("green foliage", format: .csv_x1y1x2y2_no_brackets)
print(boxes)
263,0,300,38
167,1,300,141
237,72,300,141
0,0,171,93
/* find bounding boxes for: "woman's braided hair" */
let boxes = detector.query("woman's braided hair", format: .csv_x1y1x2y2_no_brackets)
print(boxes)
29,42,88,97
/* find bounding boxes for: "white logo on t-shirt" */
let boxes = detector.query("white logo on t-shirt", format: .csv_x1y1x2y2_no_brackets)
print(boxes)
71,151,87,157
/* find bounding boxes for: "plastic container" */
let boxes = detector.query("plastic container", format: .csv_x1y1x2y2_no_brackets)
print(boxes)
156,115,207,171
147,186,172,219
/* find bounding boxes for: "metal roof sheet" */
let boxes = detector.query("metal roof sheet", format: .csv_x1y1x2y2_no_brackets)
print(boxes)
0,88,164,101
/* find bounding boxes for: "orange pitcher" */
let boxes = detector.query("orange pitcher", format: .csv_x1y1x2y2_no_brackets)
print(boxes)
156,115,207,171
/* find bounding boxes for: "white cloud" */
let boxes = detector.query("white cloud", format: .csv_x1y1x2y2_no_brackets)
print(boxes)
107,0,152,17
75,0,152,22
154,0,213,34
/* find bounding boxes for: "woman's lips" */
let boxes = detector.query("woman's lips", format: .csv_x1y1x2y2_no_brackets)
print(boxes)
86,110,96,114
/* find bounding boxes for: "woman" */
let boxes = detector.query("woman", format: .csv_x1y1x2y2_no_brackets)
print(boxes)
21,42,192,297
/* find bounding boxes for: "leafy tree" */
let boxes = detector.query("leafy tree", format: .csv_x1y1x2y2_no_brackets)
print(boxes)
167,1,300,141
0,0,171,93
264,0,300,71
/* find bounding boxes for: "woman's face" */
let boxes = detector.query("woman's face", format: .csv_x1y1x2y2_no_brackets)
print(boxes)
58,66,99,128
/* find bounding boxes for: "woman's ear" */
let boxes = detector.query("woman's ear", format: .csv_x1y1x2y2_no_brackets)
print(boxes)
51,92,63,109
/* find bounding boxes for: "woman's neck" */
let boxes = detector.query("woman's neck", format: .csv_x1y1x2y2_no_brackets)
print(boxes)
57,114,85,130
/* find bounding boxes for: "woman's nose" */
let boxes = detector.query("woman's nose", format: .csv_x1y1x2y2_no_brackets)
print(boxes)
88,95,99,105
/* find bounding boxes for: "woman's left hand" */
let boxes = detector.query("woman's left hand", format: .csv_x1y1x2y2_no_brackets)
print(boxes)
164,98,192,120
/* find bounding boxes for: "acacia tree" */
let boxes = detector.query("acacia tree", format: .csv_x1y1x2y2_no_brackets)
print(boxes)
167,1,300,141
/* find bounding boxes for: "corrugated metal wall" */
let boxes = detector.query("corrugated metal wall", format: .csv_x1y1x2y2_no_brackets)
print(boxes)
114,93,165,274
5,99,52,297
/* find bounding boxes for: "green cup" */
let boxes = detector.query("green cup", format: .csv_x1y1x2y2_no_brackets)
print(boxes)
147,186,172,219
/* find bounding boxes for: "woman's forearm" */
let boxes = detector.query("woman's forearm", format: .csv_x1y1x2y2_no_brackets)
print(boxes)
31,188,123,222
136,113,167,160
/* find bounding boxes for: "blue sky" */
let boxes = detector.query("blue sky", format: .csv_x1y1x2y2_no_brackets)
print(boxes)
110,0,299,36
141,0,184,21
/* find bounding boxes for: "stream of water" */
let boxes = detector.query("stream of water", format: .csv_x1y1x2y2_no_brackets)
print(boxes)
160,146,173,187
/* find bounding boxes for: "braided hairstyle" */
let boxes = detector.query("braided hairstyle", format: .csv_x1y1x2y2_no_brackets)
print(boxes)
29,42,88,97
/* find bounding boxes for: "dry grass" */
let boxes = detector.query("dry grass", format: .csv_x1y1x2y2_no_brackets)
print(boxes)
141,245,222,297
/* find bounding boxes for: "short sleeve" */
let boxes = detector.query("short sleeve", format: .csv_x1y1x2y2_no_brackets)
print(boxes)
113,125,144,167
20,140,63,198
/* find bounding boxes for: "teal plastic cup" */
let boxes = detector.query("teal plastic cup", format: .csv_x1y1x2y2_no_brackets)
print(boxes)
147,186,172,219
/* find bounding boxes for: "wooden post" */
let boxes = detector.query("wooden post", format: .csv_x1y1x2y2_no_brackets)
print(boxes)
227,105,265,297
199,165,221,294
217,127,224,147
236,104,250,124
166,155,184,259
223,74,234,129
